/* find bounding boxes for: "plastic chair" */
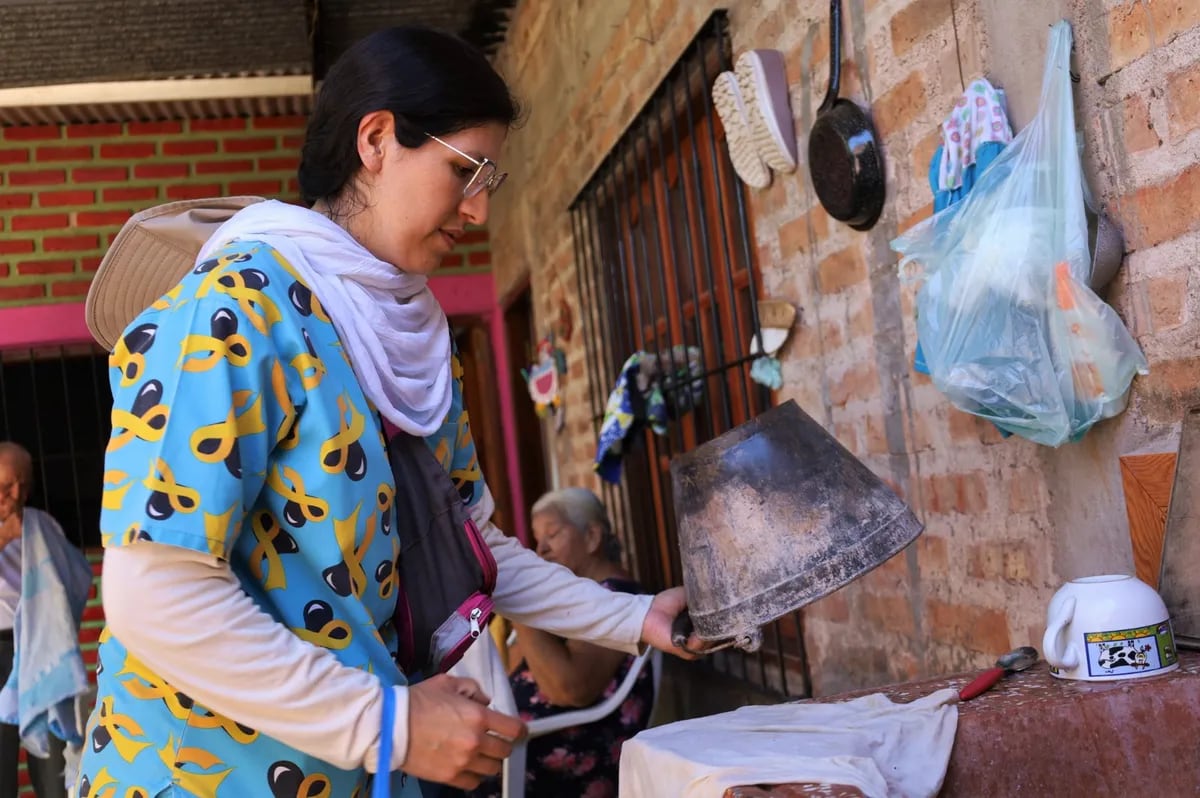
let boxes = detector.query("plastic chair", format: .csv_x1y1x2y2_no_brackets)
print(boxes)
500,646,662,798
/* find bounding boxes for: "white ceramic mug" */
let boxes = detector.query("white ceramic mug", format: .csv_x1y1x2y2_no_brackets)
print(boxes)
1042,574,1179,681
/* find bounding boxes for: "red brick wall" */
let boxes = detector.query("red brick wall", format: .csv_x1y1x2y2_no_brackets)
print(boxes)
490,0,1200,696
0,117,305,306
0,116,495,309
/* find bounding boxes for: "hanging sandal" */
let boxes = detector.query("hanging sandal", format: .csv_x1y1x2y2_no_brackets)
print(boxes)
712,70,771,189
734,49,798,173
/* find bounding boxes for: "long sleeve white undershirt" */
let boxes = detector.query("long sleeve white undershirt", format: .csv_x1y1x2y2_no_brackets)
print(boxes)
101,526,653,775
480,520,653,653
101,543,406,773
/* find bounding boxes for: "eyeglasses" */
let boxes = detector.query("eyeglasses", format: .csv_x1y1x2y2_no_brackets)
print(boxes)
425,133,507,199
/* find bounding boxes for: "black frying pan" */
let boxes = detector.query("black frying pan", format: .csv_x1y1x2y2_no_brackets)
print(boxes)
808,0,885,231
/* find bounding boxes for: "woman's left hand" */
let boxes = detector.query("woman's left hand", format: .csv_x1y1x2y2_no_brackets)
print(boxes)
641,586,710,659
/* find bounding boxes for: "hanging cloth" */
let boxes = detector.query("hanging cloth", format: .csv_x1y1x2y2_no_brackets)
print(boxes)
594,346,703,484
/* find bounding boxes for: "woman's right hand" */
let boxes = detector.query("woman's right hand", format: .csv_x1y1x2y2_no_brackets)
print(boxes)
401,674,528,789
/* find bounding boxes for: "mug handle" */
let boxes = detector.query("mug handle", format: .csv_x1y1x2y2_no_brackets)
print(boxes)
1042,595,1079,670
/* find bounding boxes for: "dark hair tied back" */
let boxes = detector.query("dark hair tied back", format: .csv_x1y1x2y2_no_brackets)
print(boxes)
298,26,521,207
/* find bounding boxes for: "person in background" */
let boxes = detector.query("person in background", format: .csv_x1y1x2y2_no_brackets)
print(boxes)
0,442,93,798
465,488,655,798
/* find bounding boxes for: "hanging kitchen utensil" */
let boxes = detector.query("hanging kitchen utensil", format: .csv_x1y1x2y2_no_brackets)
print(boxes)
808,0,886,231
669,400,923,652
957,646,1039,701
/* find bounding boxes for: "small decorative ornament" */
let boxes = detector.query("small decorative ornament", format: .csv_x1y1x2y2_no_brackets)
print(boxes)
749,299,797,390
522,332,568,431
555,295,574,342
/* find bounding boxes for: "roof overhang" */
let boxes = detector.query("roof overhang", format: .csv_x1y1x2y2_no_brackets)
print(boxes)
0,76,315,125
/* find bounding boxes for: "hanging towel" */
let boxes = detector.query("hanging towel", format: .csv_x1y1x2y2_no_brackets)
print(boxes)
0,508,93,757
619,688,959,798
595,346,703,484
936,78,1012,195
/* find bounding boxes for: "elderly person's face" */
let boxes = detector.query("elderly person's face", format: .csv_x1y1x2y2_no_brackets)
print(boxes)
0,456,23,523
531,510,594,576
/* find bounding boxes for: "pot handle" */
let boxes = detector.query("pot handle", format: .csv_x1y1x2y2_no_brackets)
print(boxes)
670,609,761,655
670,608,694,649
1042,595,1079,670
670,609,733,655
819,0,843,114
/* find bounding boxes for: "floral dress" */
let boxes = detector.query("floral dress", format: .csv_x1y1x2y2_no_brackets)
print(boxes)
468,578,653,798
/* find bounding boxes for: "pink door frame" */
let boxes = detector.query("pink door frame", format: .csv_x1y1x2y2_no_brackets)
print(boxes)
0,271,529,545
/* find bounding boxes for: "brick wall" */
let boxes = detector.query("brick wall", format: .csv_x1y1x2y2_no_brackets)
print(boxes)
490,0,1200,695
0,117,305,306
0,116,495,309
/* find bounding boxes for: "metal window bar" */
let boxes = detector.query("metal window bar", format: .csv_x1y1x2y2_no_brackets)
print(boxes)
570,12,809,698
0,346,112,550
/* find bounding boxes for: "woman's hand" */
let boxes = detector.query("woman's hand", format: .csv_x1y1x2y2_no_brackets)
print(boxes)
640,586,711,659
402,674,527,789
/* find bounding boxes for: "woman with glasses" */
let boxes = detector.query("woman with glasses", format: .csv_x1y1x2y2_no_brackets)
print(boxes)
79,25,700,798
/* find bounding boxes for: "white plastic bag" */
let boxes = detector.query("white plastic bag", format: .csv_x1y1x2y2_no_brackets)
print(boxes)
891,21,1147,446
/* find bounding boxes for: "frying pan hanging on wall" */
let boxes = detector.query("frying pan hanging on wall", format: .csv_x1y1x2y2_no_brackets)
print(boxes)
808,0,885,231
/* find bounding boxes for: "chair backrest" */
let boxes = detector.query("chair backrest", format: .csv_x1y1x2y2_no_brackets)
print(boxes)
526,645,658,735
501,646,663,798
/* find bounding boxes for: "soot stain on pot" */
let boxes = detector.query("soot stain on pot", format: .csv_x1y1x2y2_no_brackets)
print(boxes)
672,402,923,642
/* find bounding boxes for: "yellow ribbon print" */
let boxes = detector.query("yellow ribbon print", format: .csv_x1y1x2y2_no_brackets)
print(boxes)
294,600,352,650
189,390,266,465
332,504,373,599
119,659,259,746
319,394,366,479
107,382,168,454
178,329,252,373
143,459,200,516
101,470,133,512
194,251,250,298
214,269,282,336
271,359,299,448
157,736,234,796
248,510,296,591
92,696,152,763
81,766,119,798
267,465,330,527
109,323,157,387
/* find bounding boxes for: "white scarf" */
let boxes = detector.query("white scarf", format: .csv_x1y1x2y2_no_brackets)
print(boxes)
197,200,451,437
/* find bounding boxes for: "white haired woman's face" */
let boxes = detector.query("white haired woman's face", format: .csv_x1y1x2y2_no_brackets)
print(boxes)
531,510,595,575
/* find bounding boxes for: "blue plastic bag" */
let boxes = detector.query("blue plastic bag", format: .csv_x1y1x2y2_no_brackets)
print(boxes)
892,21,1146,446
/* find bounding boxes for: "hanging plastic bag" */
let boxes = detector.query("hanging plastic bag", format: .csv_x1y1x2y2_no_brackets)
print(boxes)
891,21,1147,446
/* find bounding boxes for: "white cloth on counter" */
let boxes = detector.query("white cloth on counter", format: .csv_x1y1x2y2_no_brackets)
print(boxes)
619,687,958,798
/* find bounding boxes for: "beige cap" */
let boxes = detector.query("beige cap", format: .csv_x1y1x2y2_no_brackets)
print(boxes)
84,196,265,351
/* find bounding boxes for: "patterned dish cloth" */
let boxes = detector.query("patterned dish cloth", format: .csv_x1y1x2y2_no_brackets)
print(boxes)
936,78,1012,195
914,78,1014,373
595,346,703,483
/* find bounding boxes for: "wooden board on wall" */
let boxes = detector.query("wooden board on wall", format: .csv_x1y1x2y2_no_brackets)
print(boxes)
1120,452,1178,589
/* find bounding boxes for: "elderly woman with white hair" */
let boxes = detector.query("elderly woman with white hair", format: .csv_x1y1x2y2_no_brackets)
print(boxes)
463,487,654,798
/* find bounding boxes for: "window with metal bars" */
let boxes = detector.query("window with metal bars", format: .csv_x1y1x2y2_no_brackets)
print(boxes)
0,345,112,550
570,12,809,698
